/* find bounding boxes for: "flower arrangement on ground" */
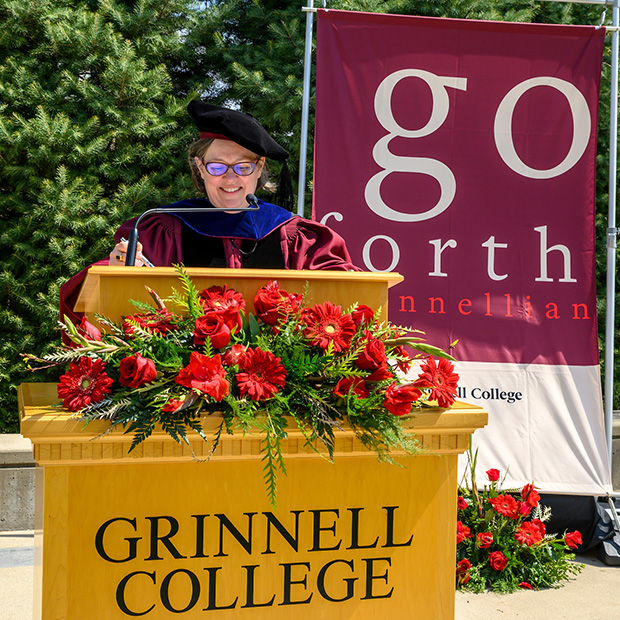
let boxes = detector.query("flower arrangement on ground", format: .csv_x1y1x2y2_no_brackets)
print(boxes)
24,267,459,504
456,443,583,592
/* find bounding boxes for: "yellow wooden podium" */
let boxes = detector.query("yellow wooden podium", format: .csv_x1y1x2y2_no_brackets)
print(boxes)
74,266,404,323
20,267,487,620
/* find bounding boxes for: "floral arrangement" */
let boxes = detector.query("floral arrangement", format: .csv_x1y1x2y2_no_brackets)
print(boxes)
25,267,459,504
456,444,583,592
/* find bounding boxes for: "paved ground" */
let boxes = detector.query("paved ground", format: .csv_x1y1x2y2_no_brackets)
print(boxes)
1,530,619,619
1,530,34,620
456,550,620,619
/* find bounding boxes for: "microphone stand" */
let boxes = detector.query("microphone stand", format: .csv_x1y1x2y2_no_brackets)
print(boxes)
125,196,260,266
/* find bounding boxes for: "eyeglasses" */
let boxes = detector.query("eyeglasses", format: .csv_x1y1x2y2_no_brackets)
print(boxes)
203,161,259,176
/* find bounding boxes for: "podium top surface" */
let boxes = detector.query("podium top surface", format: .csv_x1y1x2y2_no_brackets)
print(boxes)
75,266,405,321
80,265,404,284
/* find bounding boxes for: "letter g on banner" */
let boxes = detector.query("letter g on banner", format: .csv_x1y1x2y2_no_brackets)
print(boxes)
365,69,467,222
494,77,591,179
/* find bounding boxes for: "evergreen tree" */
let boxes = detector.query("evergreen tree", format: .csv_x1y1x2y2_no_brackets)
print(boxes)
0,0,201,430
1,0,615,433
193,0,614,398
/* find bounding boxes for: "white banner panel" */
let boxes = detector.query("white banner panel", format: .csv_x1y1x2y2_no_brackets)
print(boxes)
456,362,611,494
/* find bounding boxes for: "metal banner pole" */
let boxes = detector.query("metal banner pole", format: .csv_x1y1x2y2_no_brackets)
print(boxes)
298,0,315,217
605,0,619,468
301,1,618,473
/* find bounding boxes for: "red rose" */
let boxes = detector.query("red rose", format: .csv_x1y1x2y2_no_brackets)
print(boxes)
456,520,472,543
119,353,157,388
486,468,500,482
218,307,243,333
488,551,508,571
518,582,533,590
351,304,375,327
366,366,394,382
476,532,493,549
456,558,471,585
334,377,369,400
531,518,546,538
521,483,540,508
564,530,582,550
457,496,468,510
383,382,422,416
198,285,244,332
254,281,302,325
175,352,229,401
517,501,532,517
193,312,231,349
355,334,388,371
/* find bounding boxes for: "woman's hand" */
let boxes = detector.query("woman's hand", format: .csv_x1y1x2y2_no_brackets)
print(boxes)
108,240,147,267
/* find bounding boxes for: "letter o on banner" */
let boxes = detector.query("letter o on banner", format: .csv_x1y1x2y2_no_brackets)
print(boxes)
362,235,400,272
494,77,591,179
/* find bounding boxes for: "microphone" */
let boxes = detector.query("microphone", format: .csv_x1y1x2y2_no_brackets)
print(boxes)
125,196,260,266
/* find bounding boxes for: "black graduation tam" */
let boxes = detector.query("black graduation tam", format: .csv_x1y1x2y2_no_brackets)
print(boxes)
187,100,295,211
187,101,289,161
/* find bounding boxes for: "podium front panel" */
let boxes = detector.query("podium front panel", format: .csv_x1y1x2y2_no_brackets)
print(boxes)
38,454,457,619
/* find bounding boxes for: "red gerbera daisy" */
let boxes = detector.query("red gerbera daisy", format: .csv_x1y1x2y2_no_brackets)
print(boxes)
199,285,245,332
199,284,246,313
57,357,114,411
236,348,287,401
413,357,459,408
302,302,355,352
489,494,519,518
515,521,544,547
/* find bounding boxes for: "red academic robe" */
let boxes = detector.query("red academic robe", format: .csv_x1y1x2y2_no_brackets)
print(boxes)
59,207,360,327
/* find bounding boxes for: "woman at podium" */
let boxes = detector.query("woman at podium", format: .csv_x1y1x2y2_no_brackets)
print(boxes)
59,101,359,324
109,101,359,271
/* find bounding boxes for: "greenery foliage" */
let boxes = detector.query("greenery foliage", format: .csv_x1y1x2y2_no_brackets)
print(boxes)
456,444,584,593
24,267,459,505
1,0,616,433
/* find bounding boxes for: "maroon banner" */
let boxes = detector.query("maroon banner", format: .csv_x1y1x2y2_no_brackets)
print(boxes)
314,10,605,366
